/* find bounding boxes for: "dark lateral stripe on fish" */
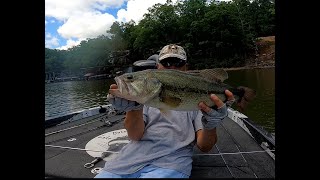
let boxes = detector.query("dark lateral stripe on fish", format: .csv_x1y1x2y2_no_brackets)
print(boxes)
161,85,247,101
161,84,226,96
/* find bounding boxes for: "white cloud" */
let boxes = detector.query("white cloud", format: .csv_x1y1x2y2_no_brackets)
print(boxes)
45,33,60,49
46,33,52,39
46,0,125,49
57,12,115,39
116,0,178,23
45,0,90,21
57,39,85,50
45,0,127,21
45,0,180,49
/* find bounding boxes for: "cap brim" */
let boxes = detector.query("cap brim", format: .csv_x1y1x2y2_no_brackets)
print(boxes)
159,54,186,61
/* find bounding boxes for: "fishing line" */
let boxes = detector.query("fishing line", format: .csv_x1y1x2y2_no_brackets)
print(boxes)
194,149,275,156
45,114,124,145
214,144,235,178
45,144,274,156
45,116,123,145
45,124,108,145
220,120,274,178
220,122,258,178
45,144,119,154
45,113,107,136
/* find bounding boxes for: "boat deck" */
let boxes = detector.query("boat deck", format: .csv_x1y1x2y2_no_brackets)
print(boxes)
45,112,275,178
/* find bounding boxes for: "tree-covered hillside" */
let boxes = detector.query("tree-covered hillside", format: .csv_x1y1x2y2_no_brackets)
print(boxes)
45,0,275,75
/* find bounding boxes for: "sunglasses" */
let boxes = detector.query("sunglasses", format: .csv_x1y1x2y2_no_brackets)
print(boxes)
160,58,186,68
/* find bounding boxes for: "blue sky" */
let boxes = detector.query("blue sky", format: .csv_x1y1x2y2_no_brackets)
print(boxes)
45,0,230,50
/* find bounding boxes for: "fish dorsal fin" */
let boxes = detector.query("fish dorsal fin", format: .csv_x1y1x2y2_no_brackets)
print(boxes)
199,68,228,82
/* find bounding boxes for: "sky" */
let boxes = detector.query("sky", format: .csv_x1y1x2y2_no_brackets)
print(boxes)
45,0,230,50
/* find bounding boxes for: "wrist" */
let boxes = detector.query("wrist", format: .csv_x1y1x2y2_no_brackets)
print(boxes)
126,106,143,113
126,104,143,112
203,121,220,130
201,115,223,130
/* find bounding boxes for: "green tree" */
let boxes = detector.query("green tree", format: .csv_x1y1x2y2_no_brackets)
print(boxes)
45,0,275,72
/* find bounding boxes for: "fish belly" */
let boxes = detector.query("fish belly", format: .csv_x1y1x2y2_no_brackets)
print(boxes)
145,90,227,111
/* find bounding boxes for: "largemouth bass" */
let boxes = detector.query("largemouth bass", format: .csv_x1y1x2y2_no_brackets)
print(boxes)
110,68,256,112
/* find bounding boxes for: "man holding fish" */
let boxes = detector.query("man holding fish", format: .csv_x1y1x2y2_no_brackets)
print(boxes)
95,44,254,178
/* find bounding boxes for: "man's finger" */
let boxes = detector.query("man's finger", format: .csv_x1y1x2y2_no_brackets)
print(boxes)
109,84,119,96
109,89,120,95
198,102,212,113
210,94,224,109
225,90,235,101
110,84,118,89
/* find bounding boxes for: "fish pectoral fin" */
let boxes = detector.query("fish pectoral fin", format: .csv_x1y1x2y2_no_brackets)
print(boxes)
200,68,229,82
160,96,182,108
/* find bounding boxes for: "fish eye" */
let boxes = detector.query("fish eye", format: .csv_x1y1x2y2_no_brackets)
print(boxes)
126,74,133,80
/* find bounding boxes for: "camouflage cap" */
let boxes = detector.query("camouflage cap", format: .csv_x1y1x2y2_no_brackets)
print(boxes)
158,44,187,62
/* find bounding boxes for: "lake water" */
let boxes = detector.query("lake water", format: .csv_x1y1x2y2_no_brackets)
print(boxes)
45,67,275,133
225,67,275,133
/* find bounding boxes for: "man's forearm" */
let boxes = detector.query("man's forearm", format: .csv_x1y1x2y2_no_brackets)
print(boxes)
196,128,217,152
124,109,145,141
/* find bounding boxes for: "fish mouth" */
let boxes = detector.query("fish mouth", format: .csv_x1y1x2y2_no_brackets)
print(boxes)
114,77,128,94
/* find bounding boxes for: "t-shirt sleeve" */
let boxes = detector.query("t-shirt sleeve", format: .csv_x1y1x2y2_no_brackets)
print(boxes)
193,110,204,132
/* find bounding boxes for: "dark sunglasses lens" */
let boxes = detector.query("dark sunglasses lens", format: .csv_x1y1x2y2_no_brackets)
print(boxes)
161,60,185,67
175,61,185,67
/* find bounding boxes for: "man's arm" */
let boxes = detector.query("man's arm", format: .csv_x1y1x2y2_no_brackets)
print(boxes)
196,90,234,152
124,109,145,141
109,84,145,141
196,128,217,152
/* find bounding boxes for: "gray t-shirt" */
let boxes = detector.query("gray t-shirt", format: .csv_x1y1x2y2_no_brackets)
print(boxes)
103,106,203,176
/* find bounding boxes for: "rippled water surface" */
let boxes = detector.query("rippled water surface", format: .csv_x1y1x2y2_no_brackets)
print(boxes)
45,79,115,119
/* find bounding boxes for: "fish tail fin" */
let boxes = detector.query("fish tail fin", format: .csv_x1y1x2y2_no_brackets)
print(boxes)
235,86,256,112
